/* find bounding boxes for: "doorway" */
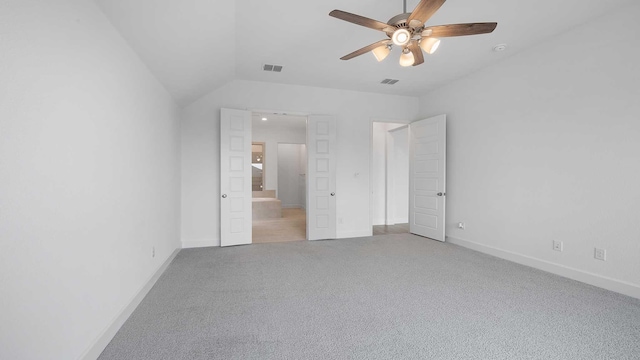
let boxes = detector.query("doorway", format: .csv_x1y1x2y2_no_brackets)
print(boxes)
371,122,410,235
220,108,337,246
251,113,307,243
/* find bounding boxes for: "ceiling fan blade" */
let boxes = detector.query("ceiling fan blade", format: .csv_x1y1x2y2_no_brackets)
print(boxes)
408,19,424,29
408,41,424,66
407,0,447,25
340,40,390,60
423,22,498,37
329,10,390,32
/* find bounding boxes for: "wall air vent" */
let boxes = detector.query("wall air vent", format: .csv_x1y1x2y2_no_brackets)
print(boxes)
263,64,283,72
381,79,399,85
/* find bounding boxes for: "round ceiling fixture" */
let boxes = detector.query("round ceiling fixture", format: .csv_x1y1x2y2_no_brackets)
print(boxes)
391,28,411,46
492,44,508,52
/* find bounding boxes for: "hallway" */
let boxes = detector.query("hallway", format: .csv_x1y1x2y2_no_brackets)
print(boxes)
252,208,306,243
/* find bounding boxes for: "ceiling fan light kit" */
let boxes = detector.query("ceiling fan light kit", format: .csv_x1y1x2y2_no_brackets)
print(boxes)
399,49,415,67
420,37,441,54
372,45,392,62
329,0,497,67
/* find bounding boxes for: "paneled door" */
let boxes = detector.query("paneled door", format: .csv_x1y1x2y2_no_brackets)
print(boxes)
307,115,337,240
220,108,252,247
409,115,446,241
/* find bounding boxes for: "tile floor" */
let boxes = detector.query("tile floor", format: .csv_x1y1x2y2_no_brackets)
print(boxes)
372,223,410,236
252,208,306,243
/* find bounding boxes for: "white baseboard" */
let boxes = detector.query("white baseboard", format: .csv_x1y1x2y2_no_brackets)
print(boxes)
181,238,219,248
374,218,409,226
338,230,373,239
390,217,408,224
81,248,180,360
446,236,640,300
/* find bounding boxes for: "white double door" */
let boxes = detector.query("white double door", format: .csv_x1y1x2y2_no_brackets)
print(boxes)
219,109,337,246
219,109,446,245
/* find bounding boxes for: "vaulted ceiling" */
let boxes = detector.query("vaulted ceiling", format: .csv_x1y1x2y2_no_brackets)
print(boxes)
96,0,633,106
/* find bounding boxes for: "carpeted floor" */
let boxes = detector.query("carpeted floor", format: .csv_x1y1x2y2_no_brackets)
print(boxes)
99,234,640,360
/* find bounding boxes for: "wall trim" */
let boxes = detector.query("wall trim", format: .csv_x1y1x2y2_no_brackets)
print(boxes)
338,230,373,239
446,236,640,300
80,248,181,360
182,238,219,248
388,218,409,225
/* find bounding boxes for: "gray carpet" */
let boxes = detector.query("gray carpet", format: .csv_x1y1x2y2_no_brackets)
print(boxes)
99,234,640,359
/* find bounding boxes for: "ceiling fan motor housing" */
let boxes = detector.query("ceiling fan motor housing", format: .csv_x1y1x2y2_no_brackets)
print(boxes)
387,13,426,47
387,13,412,27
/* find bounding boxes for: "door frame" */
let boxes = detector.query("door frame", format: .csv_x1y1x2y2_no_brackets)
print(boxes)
249,109,335,242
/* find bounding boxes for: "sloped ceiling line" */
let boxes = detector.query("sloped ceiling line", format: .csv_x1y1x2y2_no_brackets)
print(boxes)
96,0,633,106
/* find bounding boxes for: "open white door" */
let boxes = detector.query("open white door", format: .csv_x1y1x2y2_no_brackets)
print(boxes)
307,115,337,240
409,115,446,241
220,108,252,247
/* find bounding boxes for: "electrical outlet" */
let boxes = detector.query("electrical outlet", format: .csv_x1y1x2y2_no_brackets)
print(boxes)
152,247,155,258
553,240,563,252
457,222,465,229
594,248,606,261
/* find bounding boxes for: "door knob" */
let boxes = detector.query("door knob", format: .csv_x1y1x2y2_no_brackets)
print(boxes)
437,192,445,196
221,194,227,198
330,192,335,196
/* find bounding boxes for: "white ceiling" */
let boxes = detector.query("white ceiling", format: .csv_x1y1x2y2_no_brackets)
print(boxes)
96,0,633,106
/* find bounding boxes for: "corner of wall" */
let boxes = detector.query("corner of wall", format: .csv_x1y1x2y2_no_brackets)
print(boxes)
80,248,181,360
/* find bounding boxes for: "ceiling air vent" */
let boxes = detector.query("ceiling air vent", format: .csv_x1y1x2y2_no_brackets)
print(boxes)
381,79,399,85
263,64,283,72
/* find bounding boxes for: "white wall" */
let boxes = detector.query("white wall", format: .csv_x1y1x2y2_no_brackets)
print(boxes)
278,144,306,208
390,127,409,223
181,80,418,246
252,116,306,194
0,1,181,359
418,2,640,298
372,122,405,225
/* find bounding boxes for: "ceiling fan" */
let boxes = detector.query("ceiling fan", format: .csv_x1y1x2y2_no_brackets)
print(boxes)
329,0,497,67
